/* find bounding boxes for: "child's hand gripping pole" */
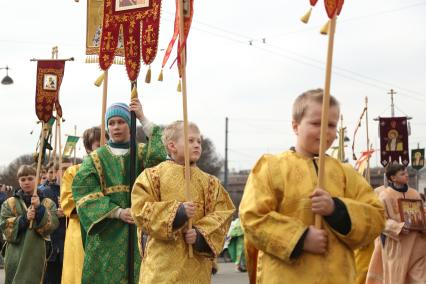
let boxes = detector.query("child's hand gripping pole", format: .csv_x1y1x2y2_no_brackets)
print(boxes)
30,122,49,229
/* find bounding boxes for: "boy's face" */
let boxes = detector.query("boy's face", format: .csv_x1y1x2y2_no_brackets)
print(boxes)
391,169,408,185
108,117,130,143
18,175,36,194
292,101,339,157
47,168,56,182
169,128,202,164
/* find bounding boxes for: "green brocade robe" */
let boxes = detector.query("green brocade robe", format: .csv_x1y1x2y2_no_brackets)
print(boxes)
72,126,167,284
0,193,59,284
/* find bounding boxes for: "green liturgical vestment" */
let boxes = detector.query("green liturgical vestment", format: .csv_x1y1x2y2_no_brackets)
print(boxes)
72,126,166,284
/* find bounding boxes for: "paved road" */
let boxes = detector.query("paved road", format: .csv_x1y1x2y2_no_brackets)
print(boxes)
212,262,249,284
0,262,248,283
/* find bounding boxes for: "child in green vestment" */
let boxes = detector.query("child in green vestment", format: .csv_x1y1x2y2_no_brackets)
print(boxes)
0,165,59,284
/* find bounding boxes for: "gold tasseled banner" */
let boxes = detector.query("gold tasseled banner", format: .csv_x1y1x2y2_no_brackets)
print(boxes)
157,69,164,82
94,72,105,87
320,20,330,35
145,66,152,83
300,7,312,24
131,85,138,99
177,80,182,92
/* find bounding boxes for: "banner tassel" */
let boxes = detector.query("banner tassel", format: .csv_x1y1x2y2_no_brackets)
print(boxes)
177,79,182,93
94,72,105,87
157,69,164,82
320,20,330,35
300,7,312,24
131,85,138,99
145,66,152,84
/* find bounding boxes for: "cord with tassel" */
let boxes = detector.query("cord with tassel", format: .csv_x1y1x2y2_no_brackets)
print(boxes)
177,79,182,93
94,72,105,87
131,85,138,99
157,69,164,82
320,20,330,35
300,7,313,24
145,66,151,84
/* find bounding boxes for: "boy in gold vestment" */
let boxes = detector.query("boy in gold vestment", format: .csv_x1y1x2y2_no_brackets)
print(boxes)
60,126,101,284
131,121,235,283
239,89,385,284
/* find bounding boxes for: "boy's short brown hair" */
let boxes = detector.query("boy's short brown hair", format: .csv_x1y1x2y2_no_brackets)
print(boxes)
83,126,101,152
17,165,36,178
162,121,200,151
386,163,406,181
292,88,340,123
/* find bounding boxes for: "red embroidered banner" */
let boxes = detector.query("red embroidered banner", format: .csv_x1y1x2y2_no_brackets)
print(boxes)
99,0,162,81
379,117,409,167
310,0,319,6
35,60,66,123
161,0,194,74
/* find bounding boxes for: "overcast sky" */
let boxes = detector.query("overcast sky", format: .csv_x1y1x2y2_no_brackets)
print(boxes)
0,0,425,171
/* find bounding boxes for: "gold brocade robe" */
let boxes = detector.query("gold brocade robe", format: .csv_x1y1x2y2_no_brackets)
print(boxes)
131,161,235,284
60,164,84,284
239,151,385,284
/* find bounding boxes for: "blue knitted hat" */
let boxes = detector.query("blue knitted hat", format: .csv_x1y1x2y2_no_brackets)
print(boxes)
105,103,130,130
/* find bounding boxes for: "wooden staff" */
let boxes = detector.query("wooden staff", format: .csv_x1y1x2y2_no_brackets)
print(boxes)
365,97,371,183
30,123,49,228
73,125,77,164
128,81,137,284
316,15,337,229
178,0,193,257
101,70,108,146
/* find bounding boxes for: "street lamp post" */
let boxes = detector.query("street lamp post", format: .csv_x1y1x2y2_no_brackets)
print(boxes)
0,66,14,85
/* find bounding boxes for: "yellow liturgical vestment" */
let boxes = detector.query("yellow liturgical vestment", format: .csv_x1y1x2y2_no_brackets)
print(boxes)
131,160,235,284
60,164,84,284
239,151,385,284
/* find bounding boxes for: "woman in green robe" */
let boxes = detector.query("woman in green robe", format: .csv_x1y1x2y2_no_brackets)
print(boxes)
72,99,166,284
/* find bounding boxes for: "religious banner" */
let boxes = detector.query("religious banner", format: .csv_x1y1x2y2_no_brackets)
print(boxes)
62,135,80,158
99,0,162,81
379,117,409,167
411,148,425,171
35,60,66,123
160,0,194,76
86,0,124,63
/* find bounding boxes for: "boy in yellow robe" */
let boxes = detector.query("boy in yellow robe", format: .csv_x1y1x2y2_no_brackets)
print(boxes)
131,121,235,283
239,89,385,284
60,126,101,284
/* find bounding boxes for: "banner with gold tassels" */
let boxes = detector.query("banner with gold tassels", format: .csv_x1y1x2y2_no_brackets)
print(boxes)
98,0,162,81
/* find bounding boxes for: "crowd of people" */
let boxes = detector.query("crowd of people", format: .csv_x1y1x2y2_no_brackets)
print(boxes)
0,89,425,284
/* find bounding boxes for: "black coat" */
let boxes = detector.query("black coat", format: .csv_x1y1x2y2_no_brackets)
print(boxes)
42,184,66,262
